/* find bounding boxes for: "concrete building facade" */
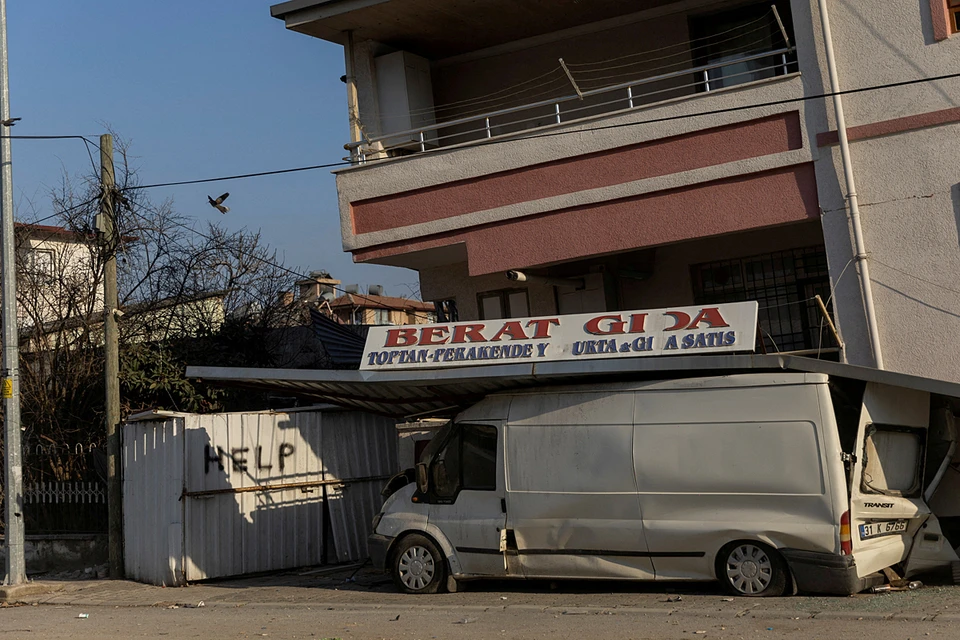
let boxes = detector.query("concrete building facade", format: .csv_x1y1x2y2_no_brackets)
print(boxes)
272,0,960,382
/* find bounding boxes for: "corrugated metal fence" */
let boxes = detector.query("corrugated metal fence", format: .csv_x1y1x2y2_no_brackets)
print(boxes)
122,407,397,586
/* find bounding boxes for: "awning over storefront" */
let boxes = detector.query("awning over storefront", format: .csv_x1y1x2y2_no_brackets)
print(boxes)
186,355,960,420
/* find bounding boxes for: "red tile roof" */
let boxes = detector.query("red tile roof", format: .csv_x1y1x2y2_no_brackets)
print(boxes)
328,294,435,313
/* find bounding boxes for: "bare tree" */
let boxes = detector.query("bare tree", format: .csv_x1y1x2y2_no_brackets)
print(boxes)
15,133,310,462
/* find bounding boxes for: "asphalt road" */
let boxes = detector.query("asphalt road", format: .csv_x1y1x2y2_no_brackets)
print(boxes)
0,601,957,639
10,567,960,639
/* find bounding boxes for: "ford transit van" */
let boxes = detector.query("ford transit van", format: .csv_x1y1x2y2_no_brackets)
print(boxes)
368,373,960,596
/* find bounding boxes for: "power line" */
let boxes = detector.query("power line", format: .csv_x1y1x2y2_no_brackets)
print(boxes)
121,69,960,192
129,161,351,190
125,199,437,322
20,194,102,227
470,69,960,148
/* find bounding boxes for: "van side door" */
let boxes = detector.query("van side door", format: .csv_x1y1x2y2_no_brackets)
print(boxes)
423,422,509,578
503,391,655,580
849,383,930,577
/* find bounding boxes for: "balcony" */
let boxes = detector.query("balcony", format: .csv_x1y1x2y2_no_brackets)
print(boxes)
351,45,797,161
272,0,798,160
275,0,816,281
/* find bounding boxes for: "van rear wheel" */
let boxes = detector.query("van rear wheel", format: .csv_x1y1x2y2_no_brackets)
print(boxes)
717,541,787,597
391,534,447,594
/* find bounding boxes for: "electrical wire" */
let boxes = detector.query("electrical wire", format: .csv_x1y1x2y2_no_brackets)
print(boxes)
129,161,352,190
572,38,788,85
386,18,778,121
463,69,960,151
569,22,778,75
127,199,438,322
565,9,775,68
20,194,102,227
393,68,568,117
382,76,572,123
0,133,102,177
377,78,572,130
120,69,960,192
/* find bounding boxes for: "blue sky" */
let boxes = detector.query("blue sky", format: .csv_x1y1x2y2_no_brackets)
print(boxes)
7,0,421,298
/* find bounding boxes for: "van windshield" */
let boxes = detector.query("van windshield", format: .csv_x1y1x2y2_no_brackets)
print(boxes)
419,420,453,465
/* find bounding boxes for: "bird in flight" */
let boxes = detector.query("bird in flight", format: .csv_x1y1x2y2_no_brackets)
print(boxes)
208,192,230,214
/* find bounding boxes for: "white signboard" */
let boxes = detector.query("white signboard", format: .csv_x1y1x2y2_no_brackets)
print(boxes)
360,301,758,371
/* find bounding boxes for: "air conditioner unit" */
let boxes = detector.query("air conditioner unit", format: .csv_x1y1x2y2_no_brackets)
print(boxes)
375,51,437,150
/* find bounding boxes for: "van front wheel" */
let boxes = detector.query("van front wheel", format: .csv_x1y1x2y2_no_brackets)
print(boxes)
391,534,447,594
717,541,787,597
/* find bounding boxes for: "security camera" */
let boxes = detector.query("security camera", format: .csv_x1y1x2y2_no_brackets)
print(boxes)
505,270,585,289
506,270,527,282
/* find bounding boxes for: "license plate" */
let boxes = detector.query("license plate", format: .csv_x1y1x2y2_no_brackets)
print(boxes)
859,520,908,540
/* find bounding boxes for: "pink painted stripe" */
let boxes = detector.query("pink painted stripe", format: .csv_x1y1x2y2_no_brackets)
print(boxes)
354,163,820,276
817,106,960,147
353,112,803,235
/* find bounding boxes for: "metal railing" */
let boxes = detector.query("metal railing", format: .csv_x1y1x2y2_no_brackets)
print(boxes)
349,47,797,162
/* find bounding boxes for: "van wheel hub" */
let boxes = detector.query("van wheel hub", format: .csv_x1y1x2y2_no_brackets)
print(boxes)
725,544,773,594
398,545,436,590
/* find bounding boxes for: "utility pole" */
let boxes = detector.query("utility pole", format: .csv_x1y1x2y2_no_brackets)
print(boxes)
0,0,25,587
98,134,123,578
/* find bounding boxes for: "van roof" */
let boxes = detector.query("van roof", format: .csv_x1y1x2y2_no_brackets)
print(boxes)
494,372,826,397
187,354,960,419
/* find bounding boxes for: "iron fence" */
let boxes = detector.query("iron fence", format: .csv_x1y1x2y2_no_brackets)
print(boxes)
1,443,107,534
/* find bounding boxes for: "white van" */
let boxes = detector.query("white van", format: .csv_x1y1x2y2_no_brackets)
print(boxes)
369,372,960,596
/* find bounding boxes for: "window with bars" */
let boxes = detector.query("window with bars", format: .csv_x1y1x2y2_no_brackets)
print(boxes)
692,247,837,354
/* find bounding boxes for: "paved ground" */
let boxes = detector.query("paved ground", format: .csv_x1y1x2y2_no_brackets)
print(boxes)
3,567,960,638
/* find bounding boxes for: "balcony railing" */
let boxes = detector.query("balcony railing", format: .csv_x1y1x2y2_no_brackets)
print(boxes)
348,47,797,162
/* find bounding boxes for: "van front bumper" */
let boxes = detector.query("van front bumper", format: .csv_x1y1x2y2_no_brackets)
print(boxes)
780,549,883,595
369,533,394,572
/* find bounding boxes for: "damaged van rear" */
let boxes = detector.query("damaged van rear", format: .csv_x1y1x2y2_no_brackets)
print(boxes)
369,372,960,595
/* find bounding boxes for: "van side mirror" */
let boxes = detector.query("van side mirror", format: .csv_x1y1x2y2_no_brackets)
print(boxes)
416,462,429,494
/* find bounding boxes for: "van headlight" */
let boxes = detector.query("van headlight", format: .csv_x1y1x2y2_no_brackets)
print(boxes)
371,512,383,531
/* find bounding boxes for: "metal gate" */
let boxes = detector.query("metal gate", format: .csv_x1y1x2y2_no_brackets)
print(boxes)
123,407,397,585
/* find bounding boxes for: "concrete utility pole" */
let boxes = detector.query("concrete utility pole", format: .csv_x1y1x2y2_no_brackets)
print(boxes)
98,134,123,578
0,0,25,587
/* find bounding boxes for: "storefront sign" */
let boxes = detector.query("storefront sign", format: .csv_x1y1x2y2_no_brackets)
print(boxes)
360,301,758,371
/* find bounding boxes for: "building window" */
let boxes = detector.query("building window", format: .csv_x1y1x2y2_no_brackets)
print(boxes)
951,0,960,32
689,1,796,92
374,308,391,325
27,249,54,280
478,289,529,320
692,246,836,354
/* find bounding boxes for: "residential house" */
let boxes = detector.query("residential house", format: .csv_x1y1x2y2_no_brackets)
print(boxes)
17,223,103,328
272,0,960,382
326,291,436,326
295,271,436,325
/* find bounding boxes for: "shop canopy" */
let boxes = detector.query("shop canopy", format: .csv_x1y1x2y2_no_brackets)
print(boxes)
186,354,960,420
